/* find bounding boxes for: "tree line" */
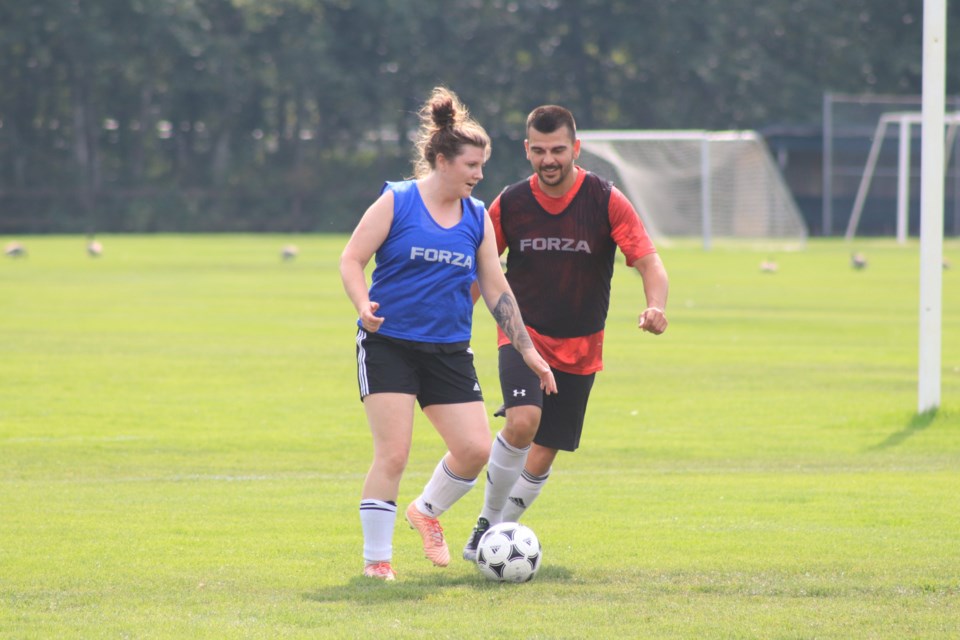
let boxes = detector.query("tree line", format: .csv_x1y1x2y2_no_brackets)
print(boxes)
1,0,953,234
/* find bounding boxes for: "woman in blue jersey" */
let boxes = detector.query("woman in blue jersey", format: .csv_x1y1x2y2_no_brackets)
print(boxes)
340,87,557,581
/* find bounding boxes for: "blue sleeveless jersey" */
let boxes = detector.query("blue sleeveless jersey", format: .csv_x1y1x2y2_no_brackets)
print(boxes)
361,180,485,343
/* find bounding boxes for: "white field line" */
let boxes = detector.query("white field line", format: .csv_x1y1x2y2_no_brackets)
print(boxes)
1,464,956,486
4,435,146,444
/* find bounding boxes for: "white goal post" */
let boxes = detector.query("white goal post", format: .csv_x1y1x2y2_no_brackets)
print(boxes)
577,130,808,249
843,111,960,242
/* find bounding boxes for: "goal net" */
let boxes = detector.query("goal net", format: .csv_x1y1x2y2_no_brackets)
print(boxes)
577,130,808,246
822,92,960,237
842,111,960,242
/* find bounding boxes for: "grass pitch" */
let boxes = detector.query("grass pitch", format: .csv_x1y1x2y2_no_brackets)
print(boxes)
1,234,958,639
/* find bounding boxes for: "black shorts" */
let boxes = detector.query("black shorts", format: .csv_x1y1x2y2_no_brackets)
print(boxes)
355,329,484,408
498,344,595,452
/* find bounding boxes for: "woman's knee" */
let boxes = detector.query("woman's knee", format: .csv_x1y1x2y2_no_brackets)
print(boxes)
373,448,409,478
449,435,490,474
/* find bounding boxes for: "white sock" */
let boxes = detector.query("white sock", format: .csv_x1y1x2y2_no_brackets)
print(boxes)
480,432,530,525
415,458,476,518
501,467,550,522
359,499,396,563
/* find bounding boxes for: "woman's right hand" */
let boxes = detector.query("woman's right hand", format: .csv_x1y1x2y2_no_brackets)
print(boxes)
359,301,384,333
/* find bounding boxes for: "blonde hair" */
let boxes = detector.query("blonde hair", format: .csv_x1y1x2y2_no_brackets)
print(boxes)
412,87,490,179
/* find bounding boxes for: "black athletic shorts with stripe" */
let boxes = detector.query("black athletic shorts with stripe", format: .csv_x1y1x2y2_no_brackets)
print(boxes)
498,344,595,452
355,329,484,408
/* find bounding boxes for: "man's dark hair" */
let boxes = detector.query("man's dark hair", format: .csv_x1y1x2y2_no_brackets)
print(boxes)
526,105,576,139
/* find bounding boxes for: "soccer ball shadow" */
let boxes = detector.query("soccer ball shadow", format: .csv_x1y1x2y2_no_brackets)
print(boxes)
304,564,575,605
472,563,573,587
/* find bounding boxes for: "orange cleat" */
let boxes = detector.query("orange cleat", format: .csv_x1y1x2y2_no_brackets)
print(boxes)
405,502,450,567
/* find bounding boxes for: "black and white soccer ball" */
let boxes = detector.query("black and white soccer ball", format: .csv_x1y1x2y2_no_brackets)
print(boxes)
475,522,541,583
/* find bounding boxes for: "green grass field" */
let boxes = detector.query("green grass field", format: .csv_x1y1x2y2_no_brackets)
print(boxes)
2,234,958,639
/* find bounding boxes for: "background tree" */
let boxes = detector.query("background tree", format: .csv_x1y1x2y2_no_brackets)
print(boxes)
0,0,953,233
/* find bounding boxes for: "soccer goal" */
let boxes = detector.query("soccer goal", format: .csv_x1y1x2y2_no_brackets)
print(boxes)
843,111,960,242
577,130,808,249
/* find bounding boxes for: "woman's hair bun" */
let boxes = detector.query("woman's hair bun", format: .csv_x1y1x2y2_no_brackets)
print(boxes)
431,96,458,129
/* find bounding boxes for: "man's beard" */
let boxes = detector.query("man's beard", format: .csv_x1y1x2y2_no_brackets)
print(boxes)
538,164,567,185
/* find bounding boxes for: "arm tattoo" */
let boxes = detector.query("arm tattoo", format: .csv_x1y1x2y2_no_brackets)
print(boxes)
493,292,534,351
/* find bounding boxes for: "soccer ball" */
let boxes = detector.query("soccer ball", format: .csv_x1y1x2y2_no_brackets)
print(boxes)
475,522,541,583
